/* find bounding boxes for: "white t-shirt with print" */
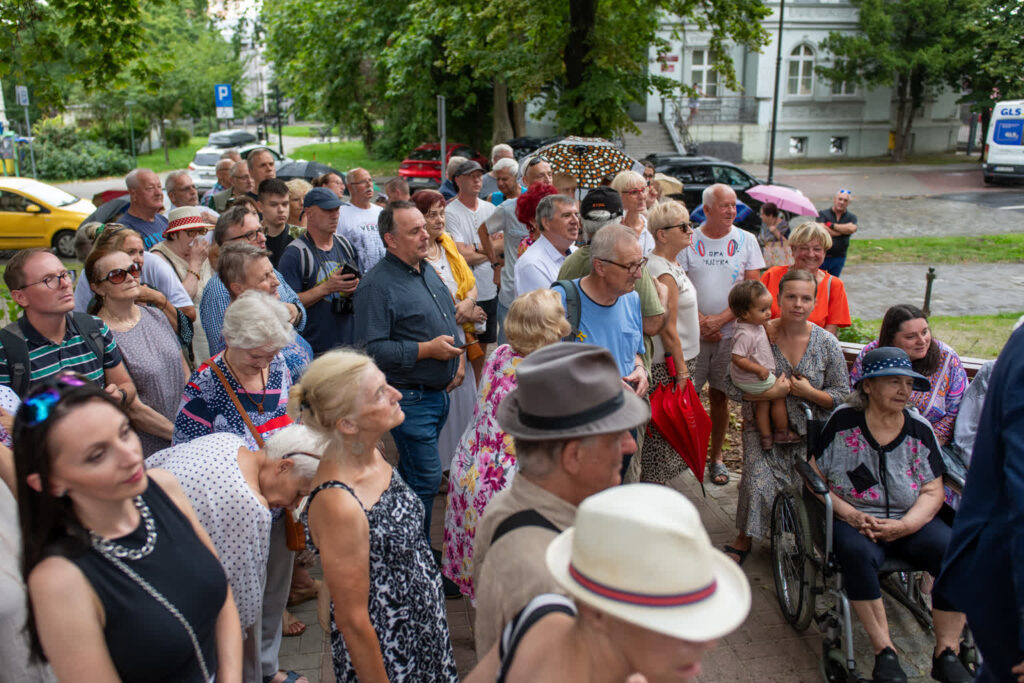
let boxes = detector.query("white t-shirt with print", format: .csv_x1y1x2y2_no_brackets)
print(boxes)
336,202,385,272
445,198,497,301
676,226,765,339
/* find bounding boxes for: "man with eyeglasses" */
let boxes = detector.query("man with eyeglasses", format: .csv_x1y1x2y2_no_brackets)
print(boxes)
335,167,385,271
816,189,858,277
199,205,307,358
0,248,138,401
678,183,765,487
212,161,256,213
120,168,169,250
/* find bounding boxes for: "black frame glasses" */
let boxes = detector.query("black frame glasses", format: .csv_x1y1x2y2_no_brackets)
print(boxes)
597,256,648,275
227,229,263,243
18,270,74,290
100,262,142,285
660,222,694,233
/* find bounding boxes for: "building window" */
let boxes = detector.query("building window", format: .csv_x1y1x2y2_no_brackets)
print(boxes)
830,79,856,96
829,136,848,155
690,49,719,98
789,136,808,156
787,45,815,96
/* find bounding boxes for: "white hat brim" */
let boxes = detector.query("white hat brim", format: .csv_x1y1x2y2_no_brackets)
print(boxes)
545,528,751,641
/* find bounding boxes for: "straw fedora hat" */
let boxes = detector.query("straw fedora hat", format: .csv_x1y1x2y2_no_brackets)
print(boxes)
164,206,215,238
652,173,683,197
496,342,649,440
546,483,750,641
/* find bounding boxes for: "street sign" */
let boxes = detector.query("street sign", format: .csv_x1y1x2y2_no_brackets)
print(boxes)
15,86,29,107
215,83,234,120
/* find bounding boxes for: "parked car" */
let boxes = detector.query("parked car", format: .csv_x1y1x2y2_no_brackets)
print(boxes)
207,129,258,148
506,135,565,160
398,143,488,189
0,178,95,257
189,145,289,191
644,154,773,232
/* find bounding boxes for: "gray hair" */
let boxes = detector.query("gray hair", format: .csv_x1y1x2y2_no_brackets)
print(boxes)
446,155,466,178
217,242,270,288
164,170,191,193
246,148,274,170
702,182,733,210
265,424,327,480
514,438,566,478
491,143,514,164
535,194,573,232
216,158,235,172
222,290,295,352
610,170,645,194
125,168,154,190
492,157,519,176
581,215,618,241
590,223,636,263
230,161,248,178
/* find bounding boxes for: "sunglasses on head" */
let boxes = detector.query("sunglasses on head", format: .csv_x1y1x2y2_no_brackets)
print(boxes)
100,262,142,285
837,189,852,195
526,156,549,168
24,374,87,426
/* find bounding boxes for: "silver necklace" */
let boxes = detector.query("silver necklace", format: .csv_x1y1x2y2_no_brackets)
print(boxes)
89,495,157,560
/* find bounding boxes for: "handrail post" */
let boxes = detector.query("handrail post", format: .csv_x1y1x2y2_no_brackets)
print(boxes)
922,267,936,317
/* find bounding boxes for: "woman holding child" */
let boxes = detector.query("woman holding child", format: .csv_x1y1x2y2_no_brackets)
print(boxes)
725,269,850,565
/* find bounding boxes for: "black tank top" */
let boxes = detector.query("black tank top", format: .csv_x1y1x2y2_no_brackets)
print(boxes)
67,478,227,682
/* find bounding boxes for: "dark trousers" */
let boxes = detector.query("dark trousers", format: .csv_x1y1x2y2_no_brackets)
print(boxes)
821,255,847,277
391,388,450,541
833,516,954,610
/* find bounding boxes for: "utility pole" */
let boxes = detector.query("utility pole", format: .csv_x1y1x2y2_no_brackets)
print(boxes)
15,86,36,178
126,100,137,166
767,0,785,185
274,85,284,157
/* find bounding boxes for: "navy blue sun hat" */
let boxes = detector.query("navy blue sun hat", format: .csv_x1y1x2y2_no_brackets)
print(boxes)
856,347,930,392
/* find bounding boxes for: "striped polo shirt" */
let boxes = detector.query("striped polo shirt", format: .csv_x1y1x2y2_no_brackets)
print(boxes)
0,314,123,391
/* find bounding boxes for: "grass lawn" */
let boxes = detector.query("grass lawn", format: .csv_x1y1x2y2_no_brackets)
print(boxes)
289,141,400,177
134,137,208,173
847,234,1024,265
280,124,327,137
863,312,1021,360
778,152,975,170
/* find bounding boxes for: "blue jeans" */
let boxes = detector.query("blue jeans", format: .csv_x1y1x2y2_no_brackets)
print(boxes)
496,300,510,345
391,388,450,540
821,255,847,277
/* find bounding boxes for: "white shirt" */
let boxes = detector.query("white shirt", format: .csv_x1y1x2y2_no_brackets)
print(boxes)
74,252,194,313
446,197,497,301
676,226,765,339
335,202,385,271
646,253,700,361
514,235,575,297
486,198,529,308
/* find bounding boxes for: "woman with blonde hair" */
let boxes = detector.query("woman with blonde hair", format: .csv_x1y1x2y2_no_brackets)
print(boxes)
441,289,571,598
291,351,458,682
611,170,655,255
284,179,312,231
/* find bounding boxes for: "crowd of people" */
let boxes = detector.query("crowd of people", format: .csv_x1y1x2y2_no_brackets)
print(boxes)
0,141,1018,683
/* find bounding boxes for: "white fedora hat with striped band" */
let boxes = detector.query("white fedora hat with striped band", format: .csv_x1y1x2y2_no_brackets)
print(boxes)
164,206,216,238
546,483,750,641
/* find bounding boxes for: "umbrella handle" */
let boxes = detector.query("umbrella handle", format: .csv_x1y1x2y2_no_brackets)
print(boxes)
665,354,677,381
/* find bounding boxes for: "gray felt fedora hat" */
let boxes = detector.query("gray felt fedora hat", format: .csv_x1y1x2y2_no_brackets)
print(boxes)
496,342,650,440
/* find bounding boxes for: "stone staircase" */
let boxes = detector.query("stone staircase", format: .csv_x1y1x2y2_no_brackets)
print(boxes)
621,120,680,159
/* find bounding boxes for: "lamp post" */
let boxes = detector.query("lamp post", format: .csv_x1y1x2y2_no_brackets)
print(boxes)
126,100,137,166
767,0,785,185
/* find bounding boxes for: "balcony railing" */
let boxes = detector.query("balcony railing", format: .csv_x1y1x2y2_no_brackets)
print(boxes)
677,96,759,125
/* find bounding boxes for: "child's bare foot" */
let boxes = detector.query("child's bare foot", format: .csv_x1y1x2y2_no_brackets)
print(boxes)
773,429,801,444
759,434,774,450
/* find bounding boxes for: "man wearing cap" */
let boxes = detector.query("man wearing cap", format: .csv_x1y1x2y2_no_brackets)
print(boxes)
513,194,579,297
120,168,169,249
278,187,360,355
480,156,551,344
817,189,858,277
212,161,256,213
336,167,385,271
471,342,650,656
446,159,499,349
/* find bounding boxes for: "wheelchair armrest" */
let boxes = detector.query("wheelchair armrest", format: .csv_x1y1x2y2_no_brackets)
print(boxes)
796,460,829,496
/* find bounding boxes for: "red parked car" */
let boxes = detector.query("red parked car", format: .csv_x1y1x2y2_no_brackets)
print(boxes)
398,143,488,189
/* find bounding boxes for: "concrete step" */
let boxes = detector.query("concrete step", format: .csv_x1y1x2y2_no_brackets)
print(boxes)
622,120,678,159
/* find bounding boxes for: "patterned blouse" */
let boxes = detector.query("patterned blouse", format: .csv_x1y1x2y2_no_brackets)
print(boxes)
173,351,293,449
850,339,967,444
442,344,523,599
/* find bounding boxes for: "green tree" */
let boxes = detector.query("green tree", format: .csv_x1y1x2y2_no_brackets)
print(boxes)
816,0,974,162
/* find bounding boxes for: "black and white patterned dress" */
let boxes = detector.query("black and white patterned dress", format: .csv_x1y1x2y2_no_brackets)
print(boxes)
302,472,458,682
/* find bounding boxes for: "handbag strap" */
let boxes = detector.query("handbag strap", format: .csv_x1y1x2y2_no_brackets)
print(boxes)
208,359,265,448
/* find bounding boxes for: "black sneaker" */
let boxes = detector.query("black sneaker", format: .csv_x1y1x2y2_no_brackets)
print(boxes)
872,646,908,683
442,575,462,599
931,647,972,682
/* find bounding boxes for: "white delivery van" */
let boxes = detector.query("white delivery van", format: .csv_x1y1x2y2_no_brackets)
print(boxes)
983,100,1024,183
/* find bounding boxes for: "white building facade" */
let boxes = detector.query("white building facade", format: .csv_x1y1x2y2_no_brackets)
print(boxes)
645,0,962,162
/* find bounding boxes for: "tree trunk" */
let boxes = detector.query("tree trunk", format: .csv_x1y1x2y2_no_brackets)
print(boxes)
492,80,514,145
564,0,597,130
360,113,375,152
160,118,169,165
892,73,911,162
512,101,526,137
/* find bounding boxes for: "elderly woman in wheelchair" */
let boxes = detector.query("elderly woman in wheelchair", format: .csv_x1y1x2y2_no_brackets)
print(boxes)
806,347,972,683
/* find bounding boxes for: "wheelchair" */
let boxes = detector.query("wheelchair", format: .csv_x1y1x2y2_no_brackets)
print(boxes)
768,405,978,682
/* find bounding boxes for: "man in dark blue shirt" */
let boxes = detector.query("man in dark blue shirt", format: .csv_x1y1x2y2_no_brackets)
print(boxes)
816,189,858,277
121,168,169,249
354,200,465,539
278,188,359,355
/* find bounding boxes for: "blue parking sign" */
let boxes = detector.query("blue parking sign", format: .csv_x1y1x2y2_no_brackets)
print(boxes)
215,84,233,107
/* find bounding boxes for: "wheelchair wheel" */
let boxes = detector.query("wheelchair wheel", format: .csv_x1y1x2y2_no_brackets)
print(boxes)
771,491,815,631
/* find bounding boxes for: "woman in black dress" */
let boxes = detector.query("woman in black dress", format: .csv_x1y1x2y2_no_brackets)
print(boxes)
15,373,242,682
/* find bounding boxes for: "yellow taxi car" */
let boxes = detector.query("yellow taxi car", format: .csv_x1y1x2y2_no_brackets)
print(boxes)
0,177,95,257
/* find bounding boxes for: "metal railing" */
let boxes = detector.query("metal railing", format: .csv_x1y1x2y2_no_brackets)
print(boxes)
681,96,759,124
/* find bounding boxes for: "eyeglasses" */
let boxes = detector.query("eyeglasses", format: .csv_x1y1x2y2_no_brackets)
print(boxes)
622,188,646,197
526,156,549,168
598,256,648,274
227,229,263,243
99,262,142,285
661,222,693,233
350,177,374,187
18,270,75,290
184,228,209,238
24,374,86,426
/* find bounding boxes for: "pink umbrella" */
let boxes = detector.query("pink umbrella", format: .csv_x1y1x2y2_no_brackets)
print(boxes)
746,184,818,217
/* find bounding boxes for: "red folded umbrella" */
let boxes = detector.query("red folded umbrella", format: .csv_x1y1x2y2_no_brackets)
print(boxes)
647,357,711,494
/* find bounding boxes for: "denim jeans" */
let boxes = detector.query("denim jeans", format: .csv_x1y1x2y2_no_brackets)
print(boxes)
496,300,511,345
391,388,450,540
821,255,847,277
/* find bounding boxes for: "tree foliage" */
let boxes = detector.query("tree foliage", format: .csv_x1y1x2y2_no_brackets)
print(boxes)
960,0,1024,108
816,0,974,161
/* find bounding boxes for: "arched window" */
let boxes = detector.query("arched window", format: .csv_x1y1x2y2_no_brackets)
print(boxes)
787,45,815,96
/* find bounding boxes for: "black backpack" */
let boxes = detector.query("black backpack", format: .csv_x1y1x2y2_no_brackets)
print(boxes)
551,279,582,343
0,313,107,397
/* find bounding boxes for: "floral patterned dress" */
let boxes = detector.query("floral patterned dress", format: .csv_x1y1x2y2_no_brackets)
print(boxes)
441,344,523,599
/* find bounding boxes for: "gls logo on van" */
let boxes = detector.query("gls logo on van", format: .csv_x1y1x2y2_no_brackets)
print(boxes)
998,107,1023,116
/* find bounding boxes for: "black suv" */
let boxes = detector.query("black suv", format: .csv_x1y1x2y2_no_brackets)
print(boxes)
645,154,769,232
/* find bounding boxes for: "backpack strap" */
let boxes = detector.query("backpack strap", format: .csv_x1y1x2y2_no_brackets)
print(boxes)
490,509,559,546
0,322,30,397
552,279,581,343
70,312,107,368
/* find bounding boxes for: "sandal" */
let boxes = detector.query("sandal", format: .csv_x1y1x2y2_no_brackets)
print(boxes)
723,544,751,566
709,461,730,486
263,671,308,683
281,610,306,638
287,578,321,607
